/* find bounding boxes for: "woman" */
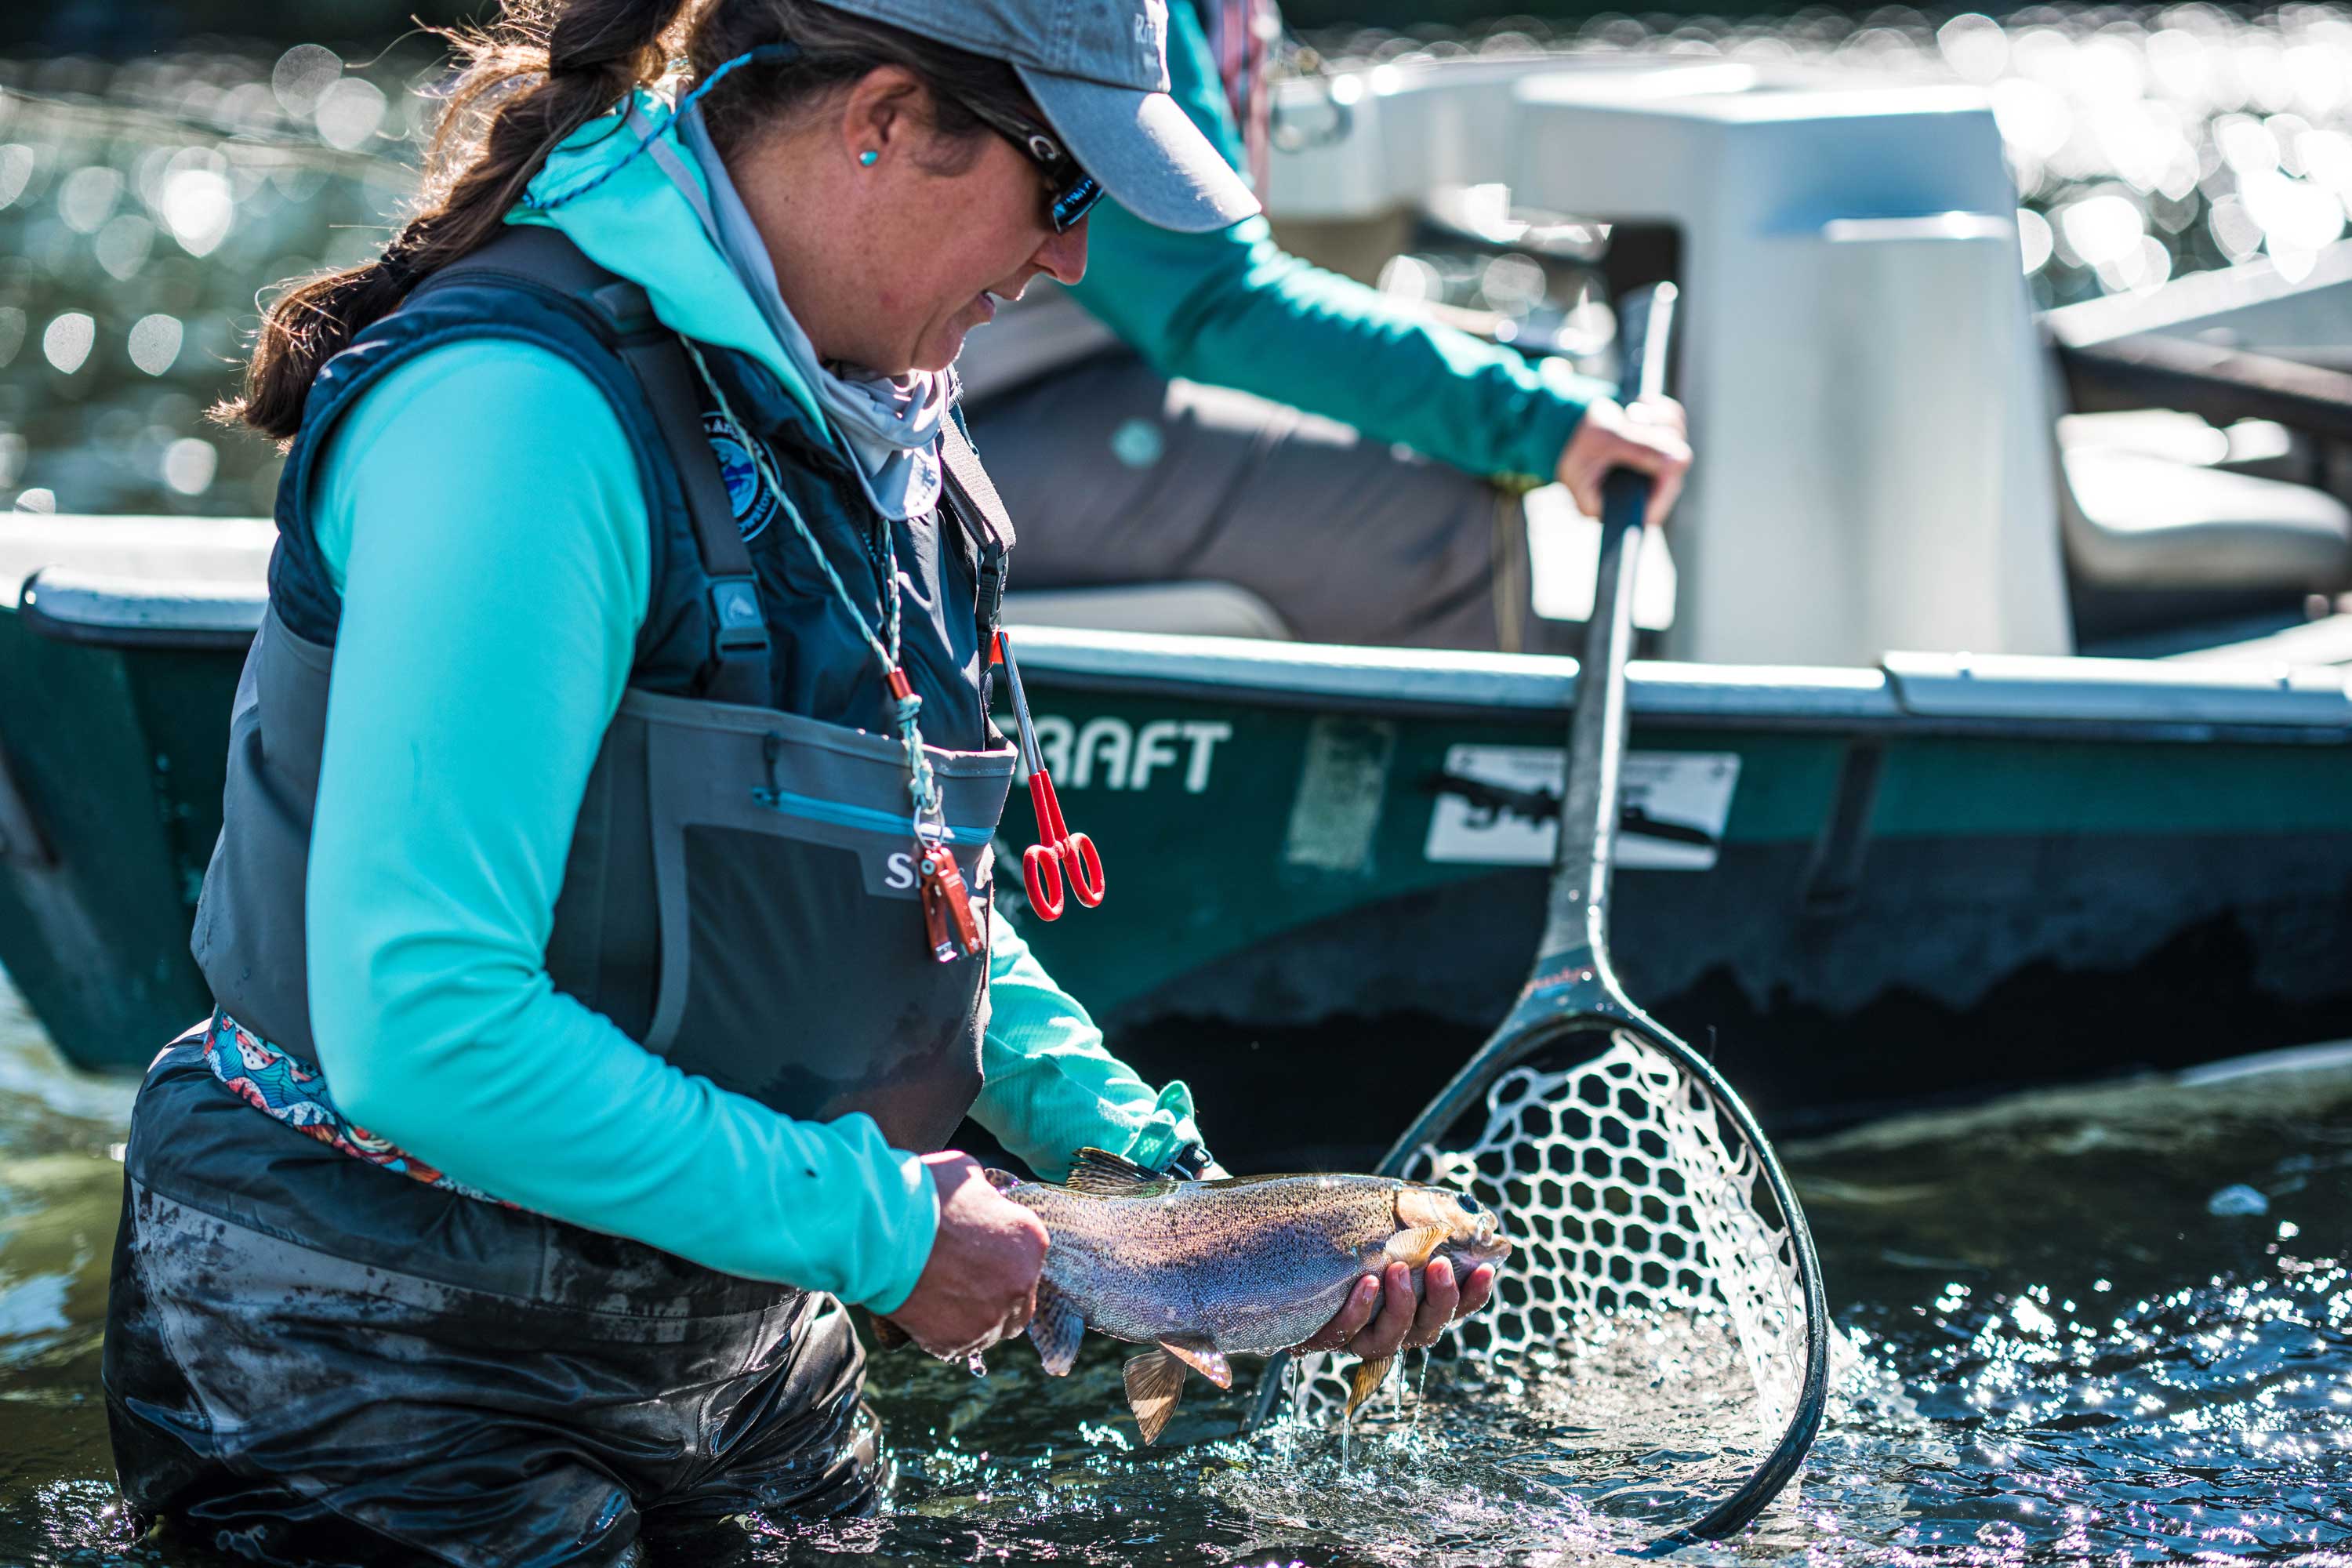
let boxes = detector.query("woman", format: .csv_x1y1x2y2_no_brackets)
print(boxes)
100,1,1496,1562
964,0,1693,651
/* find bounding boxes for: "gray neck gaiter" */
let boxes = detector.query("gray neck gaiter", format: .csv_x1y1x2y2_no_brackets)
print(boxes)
650,105,950,522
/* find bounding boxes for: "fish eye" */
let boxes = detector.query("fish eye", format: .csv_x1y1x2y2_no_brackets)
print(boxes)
1457,1192,1483,1215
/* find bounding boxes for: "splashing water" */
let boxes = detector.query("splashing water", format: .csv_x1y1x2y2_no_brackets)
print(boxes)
4,963,2352,1563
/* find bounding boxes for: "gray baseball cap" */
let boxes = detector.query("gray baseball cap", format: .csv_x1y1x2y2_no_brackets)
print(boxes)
830,0,1261,233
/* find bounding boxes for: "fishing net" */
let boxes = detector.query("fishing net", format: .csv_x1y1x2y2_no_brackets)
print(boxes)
1287,1029,1812,1456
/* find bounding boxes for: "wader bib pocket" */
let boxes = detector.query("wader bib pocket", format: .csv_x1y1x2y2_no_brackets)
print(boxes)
626,690,1014,1151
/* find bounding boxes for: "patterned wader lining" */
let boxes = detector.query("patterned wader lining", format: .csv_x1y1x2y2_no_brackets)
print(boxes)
200,1010,505,1202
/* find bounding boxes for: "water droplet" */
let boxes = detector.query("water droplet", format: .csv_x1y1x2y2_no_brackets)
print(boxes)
2208,1183,2270,1217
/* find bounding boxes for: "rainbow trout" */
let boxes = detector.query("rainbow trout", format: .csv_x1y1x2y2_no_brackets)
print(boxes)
987,1147,1512,1443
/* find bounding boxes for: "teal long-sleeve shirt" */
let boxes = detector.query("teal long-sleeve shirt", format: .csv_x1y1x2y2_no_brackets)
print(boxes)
303,343,1204,1312
1065,1,1612,486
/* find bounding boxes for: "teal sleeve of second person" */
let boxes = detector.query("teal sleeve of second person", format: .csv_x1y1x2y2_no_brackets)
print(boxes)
303,343,938,1313
1065,0,1611,486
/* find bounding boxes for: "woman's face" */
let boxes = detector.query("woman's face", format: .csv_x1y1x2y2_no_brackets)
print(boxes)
731,71,1091,378
868,127,1091,374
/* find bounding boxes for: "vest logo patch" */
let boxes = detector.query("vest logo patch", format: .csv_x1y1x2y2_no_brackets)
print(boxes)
703,412,777,543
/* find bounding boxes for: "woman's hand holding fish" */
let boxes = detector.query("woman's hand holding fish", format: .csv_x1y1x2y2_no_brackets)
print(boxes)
1294,1255,1497,1358
883,1151,1050,1360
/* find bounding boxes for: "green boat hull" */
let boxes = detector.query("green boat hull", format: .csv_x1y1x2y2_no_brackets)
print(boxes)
5,582,2351,1150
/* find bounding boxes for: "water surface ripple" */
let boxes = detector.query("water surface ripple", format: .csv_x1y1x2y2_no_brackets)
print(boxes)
2,973,2348,1564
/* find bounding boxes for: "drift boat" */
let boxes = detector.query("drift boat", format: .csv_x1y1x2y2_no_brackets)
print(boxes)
5,542,2350,1153
5,54,2352,1156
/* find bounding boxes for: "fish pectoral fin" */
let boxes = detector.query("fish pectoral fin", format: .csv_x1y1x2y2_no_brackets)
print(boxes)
1345,1353,1396,1417
1384,1225,1453,1268
1029,1283,1085,1377
1064,1146,1168,1196
1123,1348,1187,1444
1156,1335,1232,1391
983,1167,1022,1193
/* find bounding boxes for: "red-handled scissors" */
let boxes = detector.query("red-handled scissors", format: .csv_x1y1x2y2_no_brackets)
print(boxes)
994,630,1105,920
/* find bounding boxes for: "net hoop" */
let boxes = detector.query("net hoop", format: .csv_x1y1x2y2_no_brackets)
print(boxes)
1287,1022,1829,1543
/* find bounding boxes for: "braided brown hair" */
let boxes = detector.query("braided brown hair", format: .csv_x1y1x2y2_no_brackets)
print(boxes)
223,0,1033,440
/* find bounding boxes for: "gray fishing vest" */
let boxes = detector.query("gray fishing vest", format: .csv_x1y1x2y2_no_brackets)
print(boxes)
191,229,1018,1152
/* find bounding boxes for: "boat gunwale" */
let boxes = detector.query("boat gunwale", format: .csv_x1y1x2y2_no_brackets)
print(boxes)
10,580,2350,746
1014,659,2352,745
1006,626,2352,745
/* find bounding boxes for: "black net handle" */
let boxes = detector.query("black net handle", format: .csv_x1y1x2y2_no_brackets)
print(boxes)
1249,287,1830,1545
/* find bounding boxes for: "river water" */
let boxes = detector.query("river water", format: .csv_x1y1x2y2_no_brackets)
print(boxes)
3,966,2347,1566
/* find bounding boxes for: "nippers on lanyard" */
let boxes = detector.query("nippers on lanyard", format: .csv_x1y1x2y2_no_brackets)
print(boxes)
886,666,985,964
993,631,1105,921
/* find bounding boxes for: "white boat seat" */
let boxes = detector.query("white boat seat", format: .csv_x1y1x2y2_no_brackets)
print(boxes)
0,517,1298,644
2056,437,2352,594
1002,582,1293,641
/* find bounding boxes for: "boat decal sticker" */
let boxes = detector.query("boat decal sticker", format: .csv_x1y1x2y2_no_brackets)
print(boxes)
1423,746,1740,870
1283,717,1395,874
1022,716,1232,793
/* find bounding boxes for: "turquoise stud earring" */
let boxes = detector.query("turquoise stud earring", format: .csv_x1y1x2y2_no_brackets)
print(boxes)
858,149,878,167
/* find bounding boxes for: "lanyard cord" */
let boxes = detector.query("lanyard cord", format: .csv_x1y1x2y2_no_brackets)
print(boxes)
679,339,948,839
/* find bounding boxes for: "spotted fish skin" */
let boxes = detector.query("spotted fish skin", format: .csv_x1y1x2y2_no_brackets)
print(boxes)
990,1150,1512,1439
1015,1172,1405,1354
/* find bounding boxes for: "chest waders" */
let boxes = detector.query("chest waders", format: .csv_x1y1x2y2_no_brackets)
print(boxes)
104,229,1018,1566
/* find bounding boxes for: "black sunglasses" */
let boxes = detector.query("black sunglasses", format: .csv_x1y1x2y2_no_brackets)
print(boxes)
956,100,1105,233
735,46,1102,232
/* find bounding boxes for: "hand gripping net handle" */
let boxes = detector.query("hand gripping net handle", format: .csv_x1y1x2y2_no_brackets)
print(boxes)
1287,1017,1831,1544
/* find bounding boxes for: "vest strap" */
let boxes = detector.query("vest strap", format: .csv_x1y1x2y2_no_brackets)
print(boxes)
937,416,1015,553
616,329,772,707
938,413,1012,662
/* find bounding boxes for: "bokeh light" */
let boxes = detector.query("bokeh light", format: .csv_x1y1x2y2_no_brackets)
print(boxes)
160,435,216,495
159,163,233,256
1306,6,2352,310
8,13,2352,517
41,312,93,375
314,78,387,151
125,314,180,376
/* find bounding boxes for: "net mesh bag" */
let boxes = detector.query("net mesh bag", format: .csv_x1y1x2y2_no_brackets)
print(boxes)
1287,1030,1812,1457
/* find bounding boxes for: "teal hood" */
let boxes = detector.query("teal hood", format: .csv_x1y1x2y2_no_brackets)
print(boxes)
509,93,826,429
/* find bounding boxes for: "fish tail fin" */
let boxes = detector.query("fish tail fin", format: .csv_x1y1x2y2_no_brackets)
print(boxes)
1123,1348,1186,1444
1345,1353,1396,1417
1029,1282,1084,1376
